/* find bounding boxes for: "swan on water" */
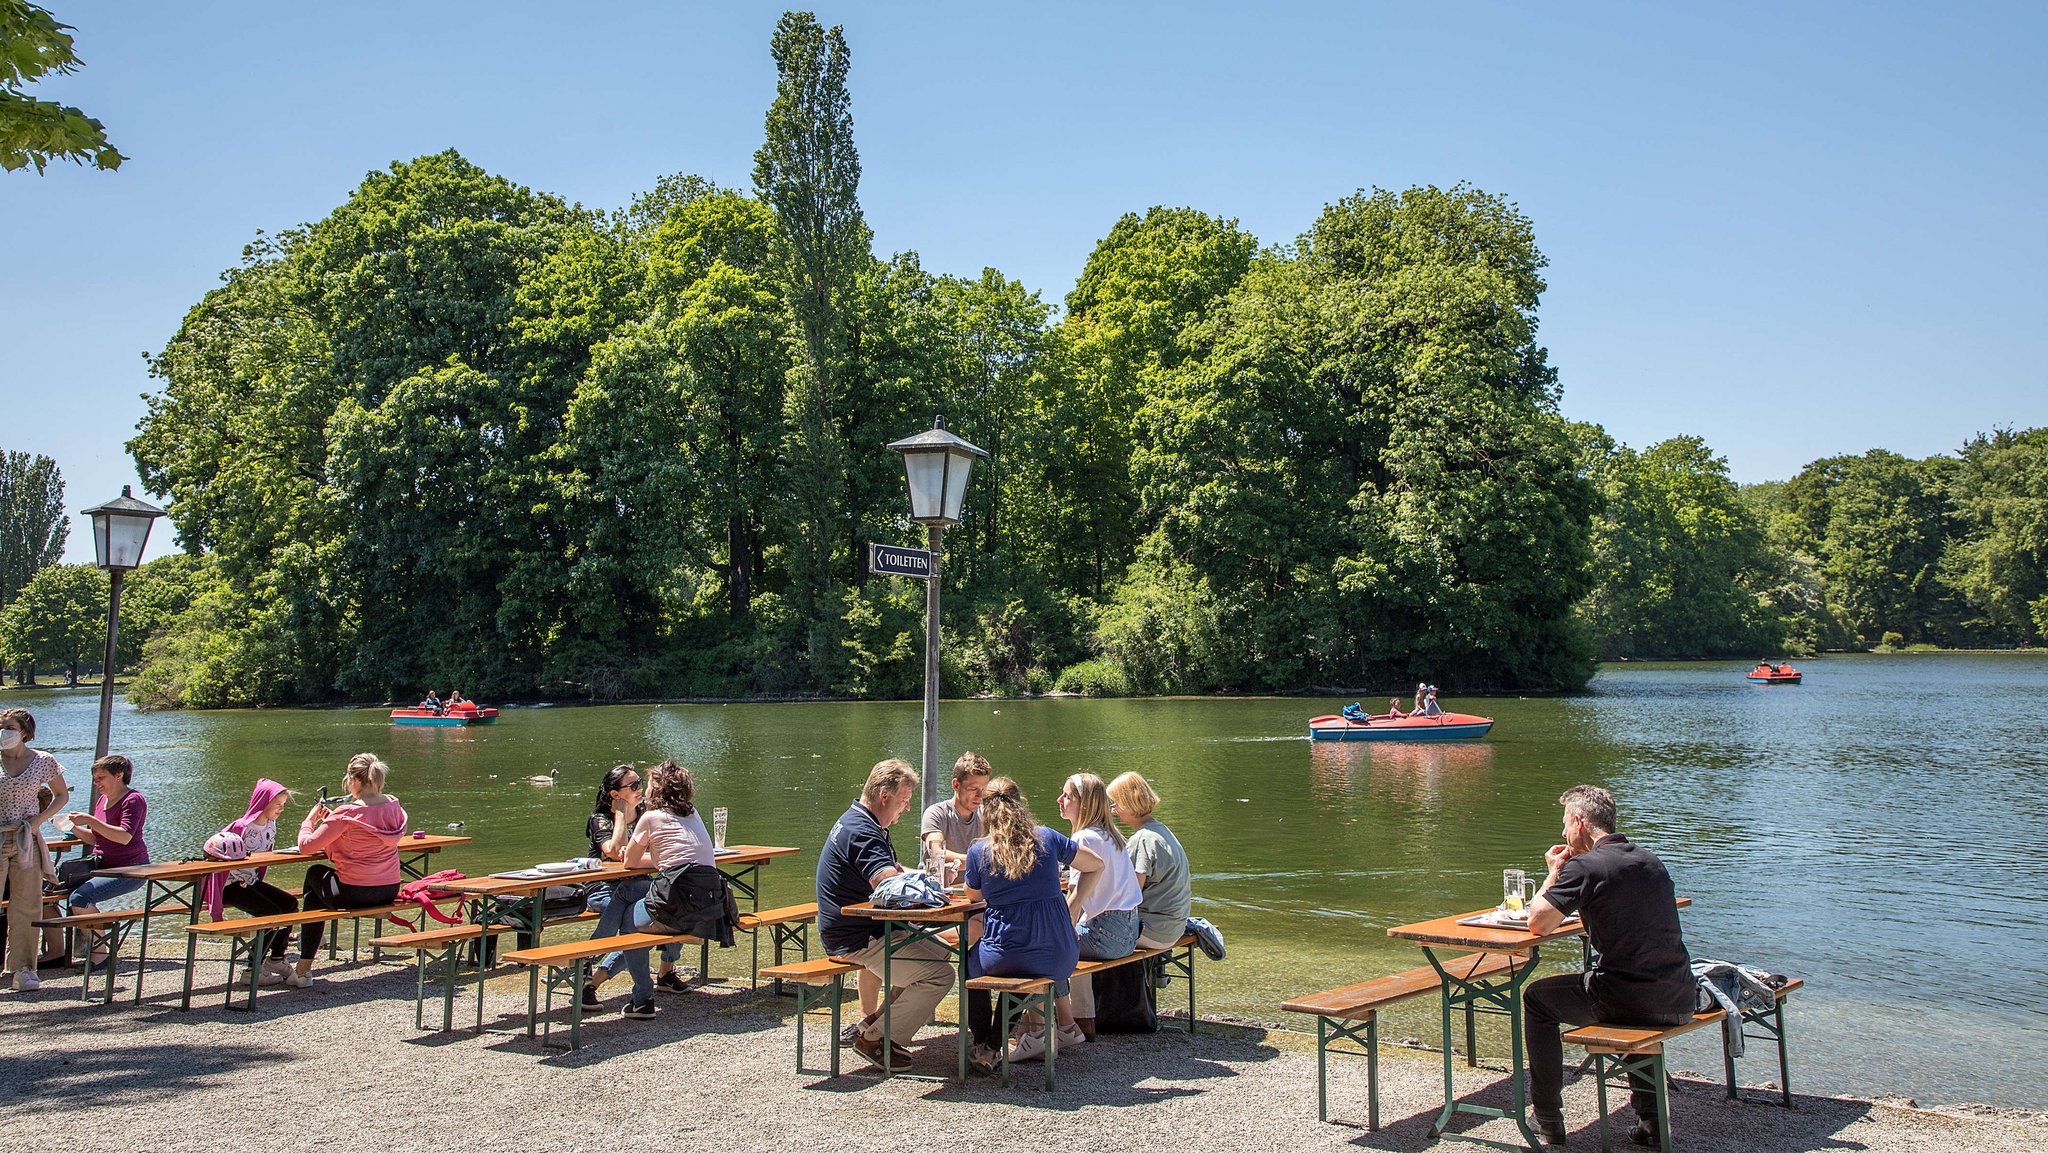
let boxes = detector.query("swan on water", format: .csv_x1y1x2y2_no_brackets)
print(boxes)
526,768,559,785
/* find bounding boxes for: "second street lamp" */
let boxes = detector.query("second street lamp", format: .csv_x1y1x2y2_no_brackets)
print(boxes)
886,418,987,817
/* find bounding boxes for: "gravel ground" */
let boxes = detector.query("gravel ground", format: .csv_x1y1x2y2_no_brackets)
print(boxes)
3,950,2042,1153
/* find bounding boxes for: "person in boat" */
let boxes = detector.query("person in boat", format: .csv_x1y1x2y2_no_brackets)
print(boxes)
1412,682,1429,714
1754,660,1773,677
446,690,468,714
1419,686,1444,718
1387,697,1408,719
419,691,441,713
1523,785,1693,1148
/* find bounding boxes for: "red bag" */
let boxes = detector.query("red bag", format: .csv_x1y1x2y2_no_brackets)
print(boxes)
390,868,467,928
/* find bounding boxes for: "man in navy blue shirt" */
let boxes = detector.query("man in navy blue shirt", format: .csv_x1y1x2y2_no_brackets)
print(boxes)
1525,785,1694,1147
816,758,955,1067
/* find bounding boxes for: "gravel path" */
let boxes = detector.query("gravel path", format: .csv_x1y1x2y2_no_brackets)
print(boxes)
3,953,2042,1153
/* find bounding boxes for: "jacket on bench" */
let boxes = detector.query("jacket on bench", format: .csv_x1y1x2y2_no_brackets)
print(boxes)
645,864,738,947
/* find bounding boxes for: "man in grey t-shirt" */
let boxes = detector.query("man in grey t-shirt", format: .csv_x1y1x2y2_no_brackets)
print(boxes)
920,751,991,875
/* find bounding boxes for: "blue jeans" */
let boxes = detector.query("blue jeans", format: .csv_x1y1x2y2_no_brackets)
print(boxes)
67,874,143,910
1076,907,1140,960
586,879,679,974
625,895,671,1003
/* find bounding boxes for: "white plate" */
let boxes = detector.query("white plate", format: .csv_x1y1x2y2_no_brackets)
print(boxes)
534,861,582,874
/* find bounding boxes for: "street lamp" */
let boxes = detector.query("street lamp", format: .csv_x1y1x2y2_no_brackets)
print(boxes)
886,417,987,815
81,486,165,763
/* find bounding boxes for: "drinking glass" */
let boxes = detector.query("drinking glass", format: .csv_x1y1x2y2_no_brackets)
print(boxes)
1502,868,1532,914
712,806,729,851
923,839,946,882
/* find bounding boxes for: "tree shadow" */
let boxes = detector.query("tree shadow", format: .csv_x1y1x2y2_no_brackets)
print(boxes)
0,1038,286,1114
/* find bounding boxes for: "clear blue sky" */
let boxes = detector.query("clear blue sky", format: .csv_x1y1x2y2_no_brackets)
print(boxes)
4,2,2041,564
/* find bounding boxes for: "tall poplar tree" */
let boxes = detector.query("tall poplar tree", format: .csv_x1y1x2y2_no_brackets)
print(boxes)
753,11,871,670
0,448,66,608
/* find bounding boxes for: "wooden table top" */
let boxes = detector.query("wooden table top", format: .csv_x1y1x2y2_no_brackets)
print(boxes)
433,845,801,898
1389,897,1693,954
840,893,986,923
92,833,471,881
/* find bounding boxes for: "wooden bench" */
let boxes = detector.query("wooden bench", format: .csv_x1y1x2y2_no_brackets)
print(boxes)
758,956,863,1077
34,904,191,1005
182,899,459,1011
1283,951,1523,1128
1565,978,1802,1153
371,923,516,1031
966,974,1061,1089
736,902,817,991
501,931,700,1050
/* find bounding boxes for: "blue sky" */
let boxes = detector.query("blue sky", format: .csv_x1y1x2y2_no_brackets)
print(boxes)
4,2,2041,564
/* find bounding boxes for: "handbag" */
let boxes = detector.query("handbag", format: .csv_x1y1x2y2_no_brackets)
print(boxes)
1091,959,1159,1033
56,854,103,895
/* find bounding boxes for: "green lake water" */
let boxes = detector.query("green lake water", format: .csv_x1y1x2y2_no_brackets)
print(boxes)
14,652,2047,1108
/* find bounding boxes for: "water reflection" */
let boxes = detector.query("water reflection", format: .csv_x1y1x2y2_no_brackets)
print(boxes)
1309,739,1496,810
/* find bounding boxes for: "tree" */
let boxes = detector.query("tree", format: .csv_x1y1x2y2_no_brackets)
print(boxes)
0,562,104,684
0,447,65,609
753,11,870,654
1941,428,2048,645
1819,450,1955,646
0,1,123,172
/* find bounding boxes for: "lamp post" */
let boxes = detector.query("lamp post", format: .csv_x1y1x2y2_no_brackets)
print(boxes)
81,486,165,764
886,418,987,815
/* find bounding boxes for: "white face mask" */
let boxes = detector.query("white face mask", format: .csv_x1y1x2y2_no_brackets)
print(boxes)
0,729,21,751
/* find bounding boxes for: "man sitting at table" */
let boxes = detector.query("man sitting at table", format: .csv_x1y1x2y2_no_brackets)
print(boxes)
1524,785,1694,1147
817,758,957,1068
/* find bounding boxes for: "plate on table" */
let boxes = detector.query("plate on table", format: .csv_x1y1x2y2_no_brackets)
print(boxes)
1458,909,1578,930
714,847,741,857
534,860,584,874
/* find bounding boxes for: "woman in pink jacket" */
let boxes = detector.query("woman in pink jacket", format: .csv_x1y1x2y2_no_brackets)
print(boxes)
289,753,407,987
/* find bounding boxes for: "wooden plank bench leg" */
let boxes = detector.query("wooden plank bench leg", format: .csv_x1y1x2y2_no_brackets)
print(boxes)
1589,1048,1671,1153
1722,995,1795,1106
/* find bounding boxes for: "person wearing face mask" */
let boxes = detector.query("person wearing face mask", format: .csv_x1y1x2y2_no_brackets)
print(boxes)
0,707,70,991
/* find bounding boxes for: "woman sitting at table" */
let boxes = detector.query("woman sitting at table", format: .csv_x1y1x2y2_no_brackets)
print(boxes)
289,753,407,987
0,706,68,992
963,777,1104,1069
613,758,717,1018
201,779,300,985
1108,772,1193,952
62,754,152,969
582,764,686,1007
1058,772,1143,1040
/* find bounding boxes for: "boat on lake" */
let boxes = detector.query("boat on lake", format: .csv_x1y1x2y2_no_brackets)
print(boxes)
1746,664,1802,685
390,705,499,727
1308,711,1494,741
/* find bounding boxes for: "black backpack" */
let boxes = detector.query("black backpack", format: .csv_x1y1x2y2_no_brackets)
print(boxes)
644,864,738,947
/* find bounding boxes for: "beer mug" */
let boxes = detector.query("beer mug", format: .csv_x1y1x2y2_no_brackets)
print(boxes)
712,806,729,851
1502,868,1532,914
922,838,946,882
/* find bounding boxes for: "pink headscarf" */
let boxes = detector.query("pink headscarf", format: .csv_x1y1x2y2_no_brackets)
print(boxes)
201,779,290,922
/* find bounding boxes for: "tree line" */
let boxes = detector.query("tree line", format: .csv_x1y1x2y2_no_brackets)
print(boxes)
8,13,2040,707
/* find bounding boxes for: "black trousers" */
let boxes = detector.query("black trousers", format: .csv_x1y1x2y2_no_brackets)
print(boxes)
1524,973,1693,1118
223,880,299,958
298,865,398,959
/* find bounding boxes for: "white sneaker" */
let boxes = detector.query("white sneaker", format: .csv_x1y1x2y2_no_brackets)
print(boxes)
283,967,312,988
257,961,288,986
12,970,40,992
1006,1028,1048,1063
1055,1022,1087,1050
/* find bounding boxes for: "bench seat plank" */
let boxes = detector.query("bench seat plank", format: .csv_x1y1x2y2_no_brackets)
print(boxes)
1282,952,1518,1020
758,957,860,985
500,931,696,967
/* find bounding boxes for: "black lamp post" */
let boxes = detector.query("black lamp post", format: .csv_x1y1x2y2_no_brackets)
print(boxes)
885,418,987,815
81,486,165,764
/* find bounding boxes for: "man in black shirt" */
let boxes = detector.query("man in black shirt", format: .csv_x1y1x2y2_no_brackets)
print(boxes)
816,758,956,1068
1525,785,1693,1147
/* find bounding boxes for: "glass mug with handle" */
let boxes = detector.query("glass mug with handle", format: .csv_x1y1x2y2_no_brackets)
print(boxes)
1502,868,1533,916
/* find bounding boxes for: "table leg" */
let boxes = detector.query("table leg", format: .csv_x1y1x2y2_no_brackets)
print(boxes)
135,877,197,1005
1421,945,1543,1150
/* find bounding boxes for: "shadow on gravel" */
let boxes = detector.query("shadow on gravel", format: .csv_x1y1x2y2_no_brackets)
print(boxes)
0,1039,285,1109
1331,1077,1879,1153
470,983,782,1064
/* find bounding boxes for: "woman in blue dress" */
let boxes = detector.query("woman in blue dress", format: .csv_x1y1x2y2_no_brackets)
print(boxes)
962,777,1103,1070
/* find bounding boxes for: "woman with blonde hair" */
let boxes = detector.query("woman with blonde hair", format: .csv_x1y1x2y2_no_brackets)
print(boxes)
290,753,408,986
962,777,1103,1069
1057,772,1143,1038
1108,771,1192,951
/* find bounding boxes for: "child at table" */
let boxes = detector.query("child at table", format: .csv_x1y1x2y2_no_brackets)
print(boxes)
201,779,301,985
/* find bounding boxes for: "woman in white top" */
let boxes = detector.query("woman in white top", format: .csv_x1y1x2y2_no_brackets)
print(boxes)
0,707,68,991
615,759,715,1016
1058,772,1142,1039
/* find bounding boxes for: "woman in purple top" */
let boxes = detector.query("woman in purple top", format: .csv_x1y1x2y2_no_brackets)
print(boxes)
63,754,150,967
962,777,1103,1070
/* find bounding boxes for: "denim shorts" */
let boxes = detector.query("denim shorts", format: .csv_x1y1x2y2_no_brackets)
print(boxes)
1075,907,1141,960
68,873,144,909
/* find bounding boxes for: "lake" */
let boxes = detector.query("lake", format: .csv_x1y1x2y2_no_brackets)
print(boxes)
11,652,2045,1108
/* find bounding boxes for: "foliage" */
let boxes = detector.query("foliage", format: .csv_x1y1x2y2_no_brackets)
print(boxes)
0,0,122,172
0,447,65,608
0,561,102,683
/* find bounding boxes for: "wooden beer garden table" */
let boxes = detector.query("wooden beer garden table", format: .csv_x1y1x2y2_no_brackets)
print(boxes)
91,833,472,1003
1387,897,1691,1151
837,891,986,1083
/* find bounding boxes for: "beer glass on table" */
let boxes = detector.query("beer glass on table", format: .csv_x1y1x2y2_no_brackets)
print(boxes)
1502,868,1532,916
712,806,729,851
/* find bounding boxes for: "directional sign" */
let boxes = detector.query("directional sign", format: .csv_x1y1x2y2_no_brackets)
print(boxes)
869,542,935,578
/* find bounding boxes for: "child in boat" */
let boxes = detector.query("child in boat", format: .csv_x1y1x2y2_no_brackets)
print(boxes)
1387,697,1408,719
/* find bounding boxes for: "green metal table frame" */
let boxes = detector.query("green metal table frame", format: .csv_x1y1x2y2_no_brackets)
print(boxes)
787,971,850,1077
874,911,974,1083
1421,944,1540,1150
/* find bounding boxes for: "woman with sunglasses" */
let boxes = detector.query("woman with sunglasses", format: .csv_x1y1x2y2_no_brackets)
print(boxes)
581,764,685,1008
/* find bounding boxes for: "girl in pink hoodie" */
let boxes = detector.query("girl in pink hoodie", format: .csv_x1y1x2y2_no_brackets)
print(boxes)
290,753,407,986
202,779,300,985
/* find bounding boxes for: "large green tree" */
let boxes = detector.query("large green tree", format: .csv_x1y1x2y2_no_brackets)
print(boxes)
0,561,103,684
0,1,122,172
0,447,65,608
1942,428,2048,645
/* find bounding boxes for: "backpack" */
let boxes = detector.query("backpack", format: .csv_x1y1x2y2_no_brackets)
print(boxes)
644,864,738,946
390,868,467,929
